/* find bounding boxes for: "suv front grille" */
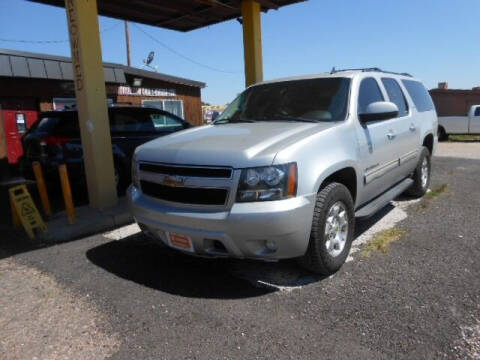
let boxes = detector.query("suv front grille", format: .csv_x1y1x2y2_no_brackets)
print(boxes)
139,163,232,178
140,180,228,206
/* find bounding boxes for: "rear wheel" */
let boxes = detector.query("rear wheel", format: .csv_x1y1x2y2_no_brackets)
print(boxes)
438,126,448,142
299,182,355,275
405,146,431,198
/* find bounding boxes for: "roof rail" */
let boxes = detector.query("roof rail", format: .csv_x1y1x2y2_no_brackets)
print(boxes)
330,67,413,77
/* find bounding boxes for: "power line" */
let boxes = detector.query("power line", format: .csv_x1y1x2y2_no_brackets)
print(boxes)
0,21,122,44
132,23,241,74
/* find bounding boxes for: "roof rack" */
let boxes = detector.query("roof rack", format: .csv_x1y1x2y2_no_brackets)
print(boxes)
330,67,413,77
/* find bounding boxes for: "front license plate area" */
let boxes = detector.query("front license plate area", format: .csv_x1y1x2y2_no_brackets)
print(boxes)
167,232,194,253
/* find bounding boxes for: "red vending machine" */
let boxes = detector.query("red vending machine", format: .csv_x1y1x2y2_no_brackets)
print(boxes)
1,98,39,164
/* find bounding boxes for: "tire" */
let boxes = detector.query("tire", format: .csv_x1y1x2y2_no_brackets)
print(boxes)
438,126,448,142
405,146,431,198
299,182,355,275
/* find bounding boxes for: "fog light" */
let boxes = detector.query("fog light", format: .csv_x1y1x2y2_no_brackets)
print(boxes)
265,240,277,251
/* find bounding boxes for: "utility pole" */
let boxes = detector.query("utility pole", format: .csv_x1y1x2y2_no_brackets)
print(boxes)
124,20,132,67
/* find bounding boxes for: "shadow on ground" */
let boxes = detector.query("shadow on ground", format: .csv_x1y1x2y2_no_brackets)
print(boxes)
86,233,275,299
85,203,397,298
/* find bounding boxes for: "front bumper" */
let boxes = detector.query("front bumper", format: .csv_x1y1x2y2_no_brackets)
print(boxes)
127,185,316,260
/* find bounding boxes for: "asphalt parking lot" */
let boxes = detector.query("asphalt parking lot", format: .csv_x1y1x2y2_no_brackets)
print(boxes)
1,143,479,360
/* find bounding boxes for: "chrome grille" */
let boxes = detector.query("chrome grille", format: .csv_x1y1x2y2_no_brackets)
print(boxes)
139,163,232,178
138,162,234,207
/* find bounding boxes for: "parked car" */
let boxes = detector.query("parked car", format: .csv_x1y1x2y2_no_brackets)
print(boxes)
20,106,190,192
128,68,438,274
438,105,480,140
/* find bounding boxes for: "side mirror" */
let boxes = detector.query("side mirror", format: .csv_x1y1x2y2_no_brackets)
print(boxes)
359,101,399,123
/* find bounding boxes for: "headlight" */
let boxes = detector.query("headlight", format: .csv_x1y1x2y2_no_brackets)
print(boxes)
236,163,297,202
131,156,140,188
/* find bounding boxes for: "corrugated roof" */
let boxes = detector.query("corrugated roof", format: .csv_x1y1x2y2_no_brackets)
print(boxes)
0,48,205,88
28,0,307,32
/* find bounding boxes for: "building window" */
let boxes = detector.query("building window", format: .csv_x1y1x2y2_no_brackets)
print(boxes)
142,99,184,119
53,97,113,111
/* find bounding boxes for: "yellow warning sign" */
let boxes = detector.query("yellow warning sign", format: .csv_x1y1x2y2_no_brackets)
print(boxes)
9,185,47,239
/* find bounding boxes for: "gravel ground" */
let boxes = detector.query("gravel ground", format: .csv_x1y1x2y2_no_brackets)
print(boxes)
0,144,479,359
0,258,119,360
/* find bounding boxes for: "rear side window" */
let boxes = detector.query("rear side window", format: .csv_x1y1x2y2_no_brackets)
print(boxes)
31,114,79,137
381,78,409,117
358,78,384,114
32,117,59,133
474,107,480,116
111,110,155,133
401,80,434,112
150,112,184,131
53,115,80,137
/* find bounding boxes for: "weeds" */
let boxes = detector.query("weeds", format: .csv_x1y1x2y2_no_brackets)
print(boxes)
416,183,448,211
361,228,406,258
424,183,448,199
448,135,480,142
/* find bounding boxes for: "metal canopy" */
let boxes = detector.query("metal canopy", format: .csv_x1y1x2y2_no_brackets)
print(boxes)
28,0,305,31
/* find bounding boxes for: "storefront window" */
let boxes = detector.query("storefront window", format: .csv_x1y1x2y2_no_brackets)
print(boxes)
53,97,113,110
142,99,184,119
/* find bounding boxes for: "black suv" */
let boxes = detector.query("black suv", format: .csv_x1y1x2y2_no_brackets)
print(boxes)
20,106,190,192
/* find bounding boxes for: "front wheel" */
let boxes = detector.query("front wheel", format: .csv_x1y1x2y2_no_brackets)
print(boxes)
299,182,355,275
405,146,431,198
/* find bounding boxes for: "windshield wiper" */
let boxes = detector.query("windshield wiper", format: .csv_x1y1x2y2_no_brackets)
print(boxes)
214,118,256,124
269,115,319,123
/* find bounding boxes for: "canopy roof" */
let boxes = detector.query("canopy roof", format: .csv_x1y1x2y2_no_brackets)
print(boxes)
28,0,306,32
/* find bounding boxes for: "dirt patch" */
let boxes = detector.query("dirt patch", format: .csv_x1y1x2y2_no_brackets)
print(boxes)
360,228,406,258
0,258,119,360
435,142,480,160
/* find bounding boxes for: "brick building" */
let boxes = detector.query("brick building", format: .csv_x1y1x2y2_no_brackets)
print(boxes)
430,82,480,116
0,48,205,163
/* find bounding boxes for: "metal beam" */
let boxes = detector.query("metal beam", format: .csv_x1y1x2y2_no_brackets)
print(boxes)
241,0,263,87
64,0,117,209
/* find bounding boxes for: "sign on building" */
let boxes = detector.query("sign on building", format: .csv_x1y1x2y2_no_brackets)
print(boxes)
118,86,176,97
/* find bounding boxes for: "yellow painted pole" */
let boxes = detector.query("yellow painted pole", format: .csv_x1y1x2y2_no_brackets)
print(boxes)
241,0,264,87
32,161,52,216
64,0,117,209
58,164,76,224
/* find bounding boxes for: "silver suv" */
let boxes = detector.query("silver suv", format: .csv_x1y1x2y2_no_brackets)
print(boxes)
128,68,438,274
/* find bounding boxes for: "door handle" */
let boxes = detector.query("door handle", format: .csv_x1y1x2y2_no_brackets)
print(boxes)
409,124,416,132
387,131,396,140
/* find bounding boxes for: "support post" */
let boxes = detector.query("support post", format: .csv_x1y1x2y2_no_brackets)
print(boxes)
0,104,11,182
32,161,52,217
125,21,132,67
59,164,76,224
241,0,264,87
64,0,117,209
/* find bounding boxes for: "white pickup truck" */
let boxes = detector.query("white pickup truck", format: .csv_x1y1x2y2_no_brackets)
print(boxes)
438,105,480,140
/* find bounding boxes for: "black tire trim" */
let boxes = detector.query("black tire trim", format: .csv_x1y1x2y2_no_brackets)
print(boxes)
299,182,355,275
406,146,431,198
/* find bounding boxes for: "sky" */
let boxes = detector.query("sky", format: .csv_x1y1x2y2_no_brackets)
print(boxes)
0,0,479,105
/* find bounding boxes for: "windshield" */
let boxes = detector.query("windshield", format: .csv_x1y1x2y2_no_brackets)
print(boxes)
215,77,351,124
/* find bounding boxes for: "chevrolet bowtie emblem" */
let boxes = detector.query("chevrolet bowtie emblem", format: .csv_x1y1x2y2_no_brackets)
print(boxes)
162,175,186,187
